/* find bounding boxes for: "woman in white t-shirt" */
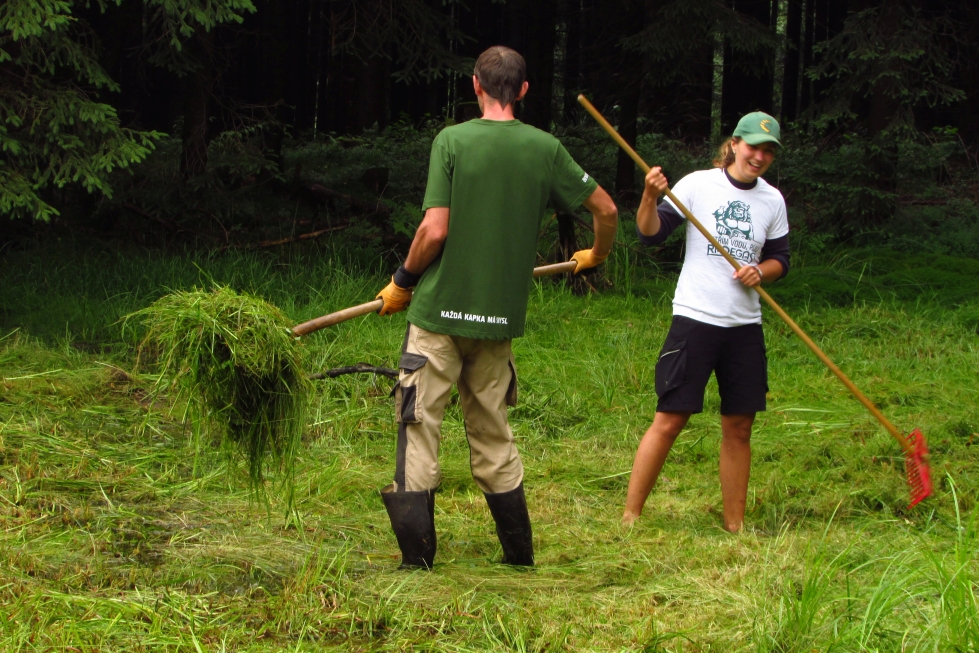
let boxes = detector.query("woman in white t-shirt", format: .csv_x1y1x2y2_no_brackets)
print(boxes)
623,112,790,532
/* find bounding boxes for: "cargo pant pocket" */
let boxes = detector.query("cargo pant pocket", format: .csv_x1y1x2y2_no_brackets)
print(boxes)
394,352,428,424
505,355,518,407
655,338,687,398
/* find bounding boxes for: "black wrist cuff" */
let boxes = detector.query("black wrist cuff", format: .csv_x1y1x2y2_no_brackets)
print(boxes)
393,265,421,288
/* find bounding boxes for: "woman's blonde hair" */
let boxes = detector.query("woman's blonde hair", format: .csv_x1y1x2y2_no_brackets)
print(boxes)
713,136,742,169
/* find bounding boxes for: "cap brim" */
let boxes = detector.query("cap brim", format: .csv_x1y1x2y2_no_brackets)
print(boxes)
741,134,781,147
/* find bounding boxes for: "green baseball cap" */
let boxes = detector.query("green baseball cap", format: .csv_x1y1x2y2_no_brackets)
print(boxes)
733,111,781,147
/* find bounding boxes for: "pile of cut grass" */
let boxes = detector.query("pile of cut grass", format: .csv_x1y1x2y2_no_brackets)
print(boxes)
129,287,310,500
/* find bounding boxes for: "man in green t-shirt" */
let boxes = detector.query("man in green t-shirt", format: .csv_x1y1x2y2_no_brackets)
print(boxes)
375,45,618,569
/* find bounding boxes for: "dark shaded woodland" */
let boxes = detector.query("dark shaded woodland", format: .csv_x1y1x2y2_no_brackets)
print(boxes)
3,0,979,256
83,2,979,140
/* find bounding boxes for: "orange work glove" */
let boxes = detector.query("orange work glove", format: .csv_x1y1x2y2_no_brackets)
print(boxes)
570,248,609,274
376,277,413,316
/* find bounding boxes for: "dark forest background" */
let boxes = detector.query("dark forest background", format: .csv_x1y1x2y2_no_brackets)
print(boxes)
4,0,979,262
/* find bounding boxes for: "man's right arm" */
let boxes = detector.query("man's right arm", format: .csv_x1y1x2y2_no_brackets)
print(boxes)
404,207,450,274
376,207,450,316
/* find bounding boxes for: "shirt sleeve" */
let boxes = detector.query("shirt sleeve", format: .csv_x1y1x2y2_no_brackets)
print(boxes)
662,172,696,217
760,234,790,278
637,202,684,247
767,196,790,240
549,143,599,213
760,194,790,278
421,132,452,210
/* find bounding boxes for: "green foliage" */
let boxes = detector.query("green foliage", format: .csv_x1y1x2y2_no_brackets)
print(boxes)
0,0,161,220
552,122,620,189
782,4,970,232
636,132,712,182
554,121,713,205
326,0,472,81
107,123,285,230
288,118,439,199
889,197,979,261
98,118,438,256
75,109,979,267
128,286,310,503
622,0,777,85
389,201,423,237
775,126,965,233
145,0,255,42
138,0,255,75
807,5,964,133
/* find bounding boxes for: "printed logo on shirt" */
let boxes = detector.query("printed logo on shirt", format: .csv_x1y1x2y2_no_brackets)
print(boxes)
581,173,589,183
439,310,507,325
713,200,753,240
707,200,760,263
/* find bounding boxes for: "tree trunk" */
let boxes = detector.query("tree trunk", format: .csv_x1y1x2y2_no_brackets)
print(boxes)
615,81,641,202
845,0,904,222
866,1,903,136
506,0,556,130
722,0,775,125
781,0,802,121
356,56,389,131
180,30,213,179
560,0,581,124
955,1,979,150
809,0,831,104
799,0,814,113
614,0,647,204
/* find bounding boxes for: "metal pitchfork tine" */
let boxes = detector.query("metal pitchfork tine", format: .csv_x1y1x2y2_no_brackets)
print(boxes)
576,94,932,508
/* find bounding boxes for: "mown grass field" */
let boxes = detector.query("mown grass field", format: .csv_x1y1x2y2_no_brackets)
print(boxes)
1,241,978,651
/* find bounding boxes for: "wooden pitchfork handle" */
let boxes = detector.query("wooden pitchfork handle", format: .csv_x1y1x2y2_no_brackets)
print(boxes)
291,260,579,336
577,94,914,455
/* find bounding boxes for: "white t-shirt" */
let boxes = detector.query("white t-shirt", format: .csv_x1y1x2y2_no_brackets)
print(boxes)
663,168,789,327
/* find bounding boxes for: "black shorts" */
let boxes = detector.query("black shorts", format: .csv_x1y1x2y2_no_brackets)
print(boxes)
655,315,768,415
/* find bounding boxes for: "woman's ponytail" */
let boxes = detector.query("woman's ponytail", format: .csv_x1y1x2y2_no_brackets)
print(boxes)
713,137,740,169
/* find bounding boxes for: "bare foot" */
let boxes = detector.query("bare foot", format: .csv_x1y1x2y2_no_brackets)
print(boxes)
621,510,639,526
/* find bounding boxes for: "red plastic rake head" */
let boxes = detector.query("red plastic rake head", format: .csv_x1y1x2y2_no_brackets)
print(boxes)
905,428,932,509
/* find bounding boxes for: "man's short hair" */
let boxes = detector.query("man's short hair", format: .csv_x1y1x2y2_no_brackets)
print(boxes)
474,46,526,109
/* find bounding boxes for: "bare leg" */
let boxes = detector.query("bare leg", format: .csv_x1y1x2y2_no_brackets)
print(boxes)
719,413,755,532
622,411,691,524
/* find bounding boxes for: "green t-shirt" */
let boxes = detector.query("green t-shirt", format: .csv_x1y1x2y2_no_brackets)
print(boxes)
407,119,598,339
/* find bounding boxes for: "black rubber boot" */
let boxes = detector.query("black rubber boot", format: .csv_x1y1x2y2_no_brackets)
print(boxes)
484,483,534,566
380,487,436,569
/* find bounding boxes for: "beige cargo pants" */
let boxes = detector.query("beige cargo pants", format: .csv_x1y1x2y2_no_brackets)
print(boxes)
387,323,523,494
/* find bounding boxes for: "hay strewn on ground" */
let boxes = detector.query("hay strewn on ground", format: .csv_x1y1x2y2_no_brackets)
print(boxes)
1,244,977,650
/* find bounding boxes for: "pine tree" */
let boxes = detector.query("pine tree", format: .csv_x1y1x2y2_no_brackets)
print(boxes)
0,0,160,220
807,0,963,135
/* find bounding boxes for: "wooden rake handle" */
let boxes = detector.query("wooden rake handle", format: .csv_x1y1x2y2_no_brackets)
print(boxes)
291,260,578,337
577,94,912,454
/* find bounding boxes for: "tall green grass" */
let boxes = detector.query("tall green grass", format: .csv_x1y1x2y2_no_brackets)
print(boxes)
1,241,977,650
